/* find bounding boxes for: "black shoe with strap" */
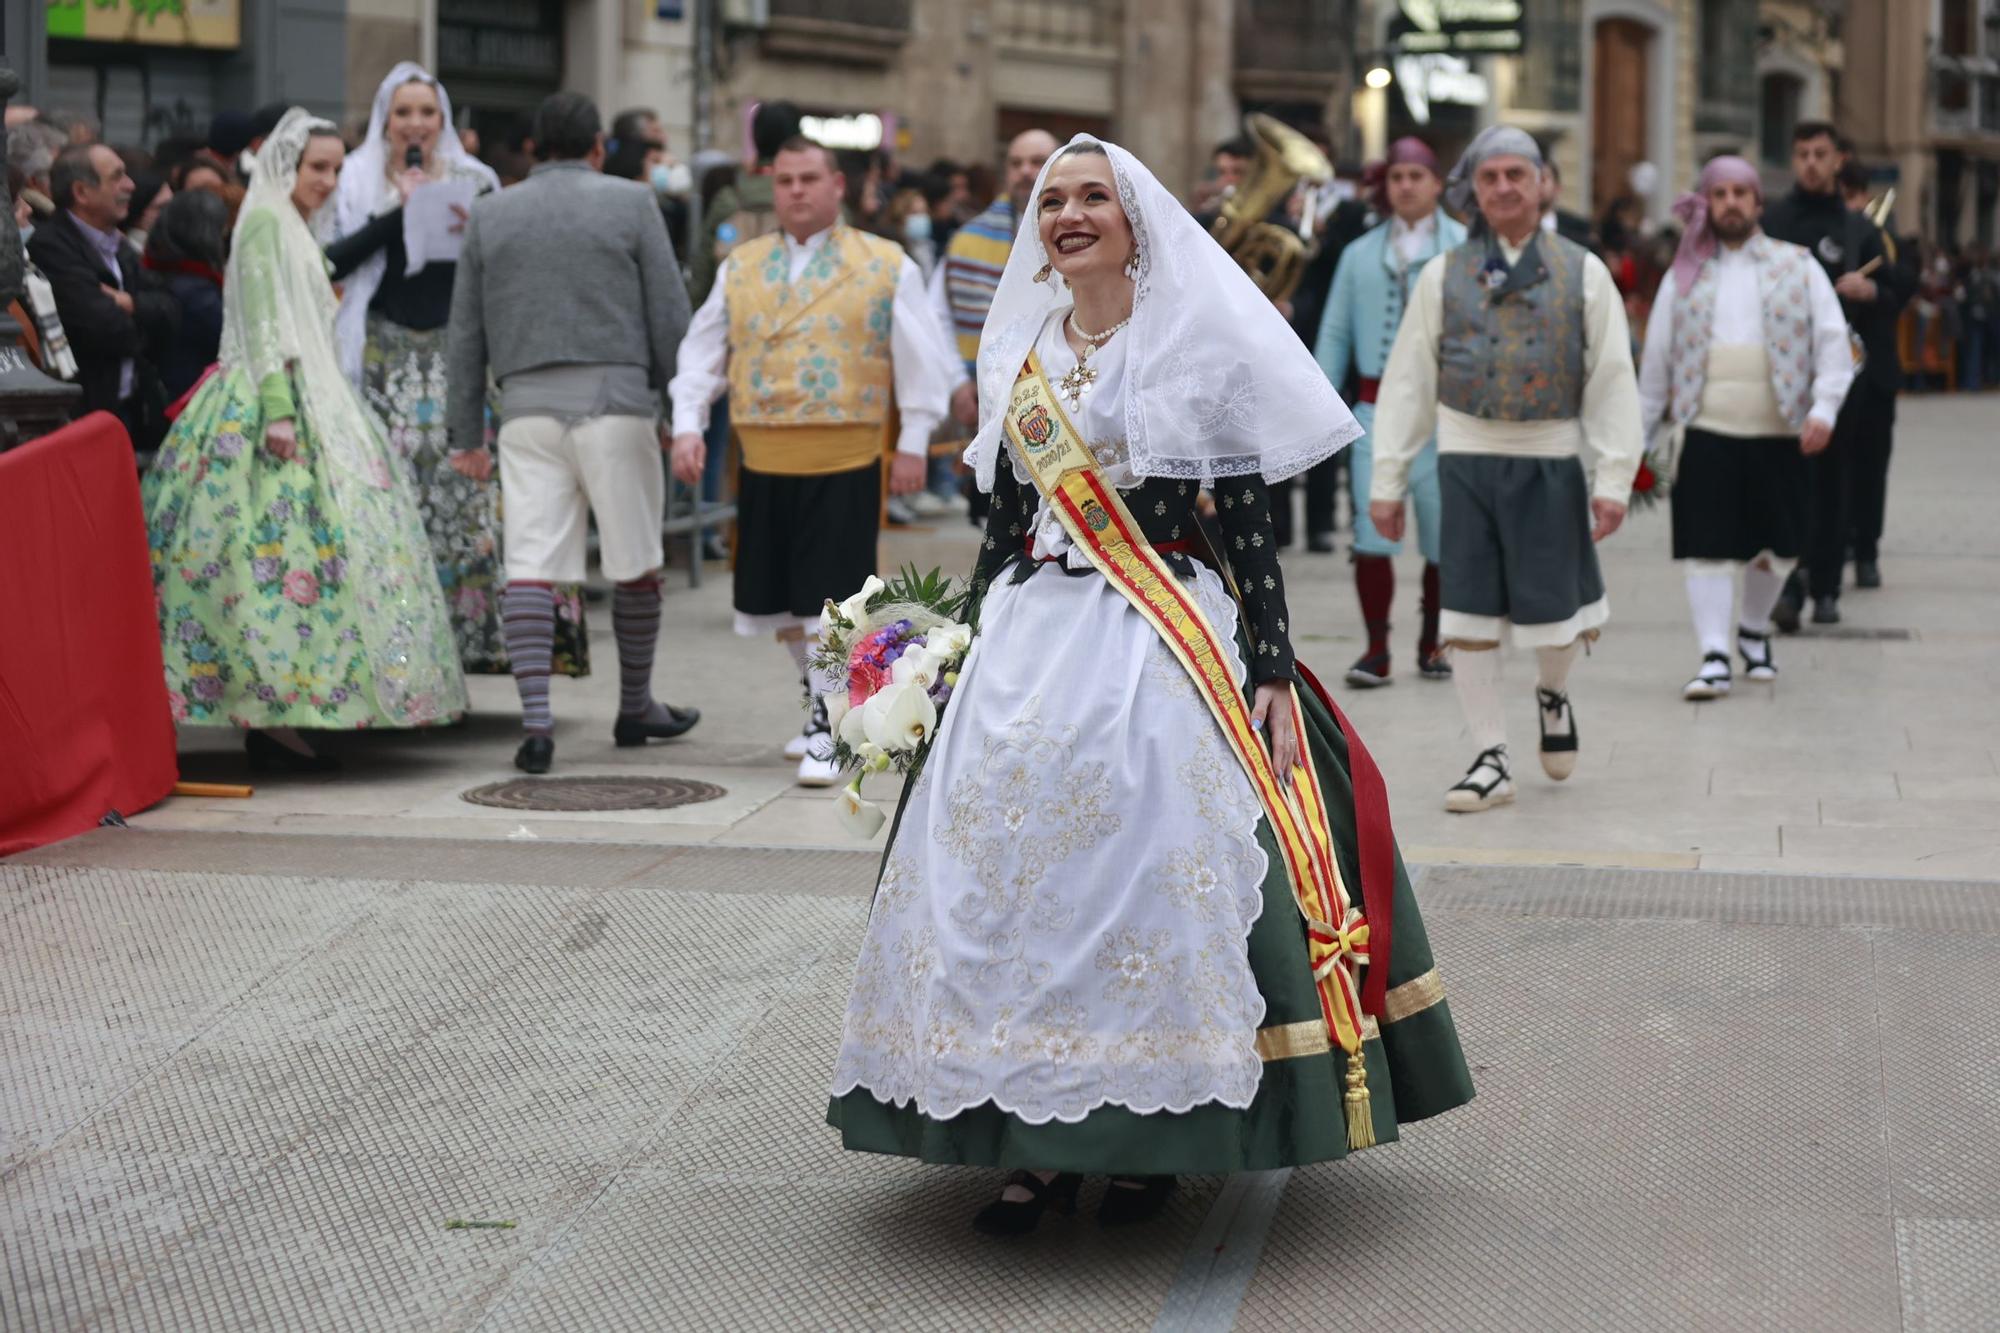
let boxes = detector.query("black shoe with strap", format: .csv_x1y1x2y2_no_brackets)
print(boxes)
1536,687,1579,780
971,1170,1083,1237
1099,1175,1177,1228
1737,627,1777,682
1682,652,1733,700
1445,744,1513,813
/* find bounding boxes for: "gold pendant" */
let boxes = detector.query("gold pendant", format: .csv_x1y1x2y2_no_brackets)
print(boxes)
1056,362,1097,409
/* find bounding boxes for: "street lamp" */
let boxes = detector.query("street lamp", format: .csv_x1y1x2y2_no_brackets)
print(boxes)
1365,65,1394,90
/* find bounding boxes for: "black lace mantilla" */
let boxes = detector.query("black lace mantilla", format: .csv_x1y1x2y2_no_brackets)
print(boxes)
969,467,1296,685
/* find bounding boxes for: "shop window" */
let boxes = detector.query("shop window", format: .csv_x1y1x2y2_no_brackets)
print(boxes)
1758,73,1803,166
1696,0,1756,135
1514,0,1583,113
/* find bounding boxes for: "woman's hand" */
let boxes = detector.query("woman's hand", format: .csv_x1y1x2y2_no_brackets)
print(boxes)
395,166,426,206
264,419,300,462
1250,681,1298,783
447,448,493,482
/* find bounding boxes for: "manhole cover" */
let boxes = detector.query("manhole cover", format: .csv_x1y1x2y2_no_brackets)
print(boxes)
461,775,727,811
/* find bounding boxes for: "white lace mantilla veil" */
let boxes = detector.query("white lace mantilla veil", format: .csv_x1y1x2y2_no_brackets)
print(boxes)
223,108,465,724
963,134,1361,492
327,61,498,385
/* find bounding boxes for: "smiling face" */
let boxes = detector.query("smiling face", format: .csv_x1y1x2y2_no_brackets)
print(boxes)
385,79,442,167
1472,153,1540,243
1707,179,1761,244
1036,149,1134,284
292,133,346,218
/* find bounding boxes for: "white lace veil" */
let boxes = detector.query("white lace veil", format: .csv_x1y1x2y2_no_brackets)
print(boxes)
964,134,1360,492
328,62,498,385
221,108,466,725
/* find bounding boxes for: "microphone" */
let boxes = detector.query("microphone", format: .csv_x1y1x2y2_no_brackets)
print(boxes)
405,145,423,172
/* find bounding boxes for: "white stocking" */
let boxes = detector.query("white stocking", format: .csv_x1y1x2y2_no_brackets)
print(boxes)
1450,646,1506,752
1684,564,1737,657
1739,556,1796,635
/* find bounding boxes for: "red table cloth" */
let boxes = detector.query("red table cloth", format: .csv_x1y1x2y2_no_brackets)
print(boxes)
0,412,177,855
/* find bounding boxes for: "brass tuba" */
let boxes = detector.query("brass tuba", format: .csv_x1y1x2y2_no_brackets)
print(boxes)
1210,113,1334,303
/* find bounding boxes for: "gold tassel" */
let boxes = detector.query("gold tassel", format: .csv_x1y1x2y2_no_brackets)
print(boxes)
1344,1046,1377,1150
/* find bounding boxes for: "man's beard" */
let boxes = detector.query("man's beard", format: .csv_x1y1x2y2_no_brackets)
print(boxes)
1711,213,1755,242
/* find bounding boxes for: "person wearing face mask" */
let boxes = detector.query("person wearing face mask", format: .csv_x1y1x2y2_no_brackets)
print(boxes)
666,137,954,786
1316,137,1464,688
605,109,692,252
324,64,585,681
1371,127,1644,814
1637,156,1852,701
826,136,1471,1236
143,109,467,773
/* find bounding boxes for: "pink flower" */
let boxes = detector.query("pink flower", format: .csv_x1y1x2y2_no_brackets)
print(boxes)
283,569,320,606
168,690,190,722
848,658,887,707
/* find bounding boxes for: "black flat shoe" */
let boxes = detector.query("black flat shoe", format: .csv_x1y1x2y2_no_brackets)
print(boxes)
1306,531,1335,553
244,729,340,774
971,1170,1082,1237
613,704,701,747
515,735,554,774
1099,1175,1176,1228
1811,595,1841,625
1855,560,1882,589
1417,647,1452,680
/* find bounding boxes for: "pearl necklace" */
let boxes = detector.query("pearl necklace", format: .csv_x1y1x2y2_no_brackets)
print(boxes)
1056,312,1131,410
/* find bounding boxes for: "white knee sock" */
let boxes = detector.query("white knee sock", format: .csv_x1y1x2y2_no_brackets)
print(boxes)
780,632,809,677
1451,647,1507,752
803,633,839,702
1535,639,1582,694
1684,568,1737,657
1739,558,1794,635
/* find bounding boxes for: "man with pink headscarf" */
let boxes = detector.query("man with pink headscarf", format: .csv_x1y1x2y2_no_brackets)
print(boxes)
1637,155,1851,701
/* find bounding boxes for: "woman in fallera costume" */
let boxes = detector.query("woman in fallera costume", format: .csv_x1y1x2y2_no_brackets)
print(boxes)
827,137,1474,1234
144,110,467,769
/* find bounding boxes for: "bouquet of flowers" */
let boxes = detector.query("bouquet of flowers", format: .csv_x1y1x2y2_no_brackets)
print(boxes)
811,566,973,839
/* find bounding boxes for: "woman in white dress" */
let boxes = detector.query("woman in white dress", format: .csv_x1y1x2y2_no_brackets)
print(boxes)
828,138,1474,1234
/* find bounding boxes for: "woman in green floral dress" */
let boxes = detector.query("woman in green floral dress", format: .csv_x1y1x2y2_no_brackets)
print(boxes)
145,108,467,770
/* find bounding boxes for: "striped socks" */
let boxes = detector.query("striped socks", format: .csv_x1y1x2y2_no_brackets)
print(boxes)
502,581,557,736
613,577,663,721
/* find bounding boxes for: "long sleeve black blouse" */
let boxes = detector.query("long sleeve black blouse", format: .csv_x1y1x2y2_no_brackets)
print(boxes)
969,461,1297,685
323,206,457,331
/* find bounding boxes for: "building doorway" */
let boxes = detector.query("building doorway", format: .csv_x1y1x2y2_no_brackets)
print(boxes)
1591,18,1651,219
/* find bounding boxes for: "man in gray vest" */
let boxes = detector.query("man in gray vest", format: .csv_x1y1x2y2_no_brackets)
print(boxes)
1370,127,1643,813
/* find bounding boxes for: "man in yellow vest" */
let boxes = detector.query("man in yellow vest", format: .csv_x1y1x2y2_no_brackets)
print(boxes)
669,136,955,786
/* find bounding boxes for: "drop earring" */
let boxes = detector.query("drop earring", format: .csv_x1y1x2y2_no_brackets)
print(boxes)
1034,262,1053,283
1125,248,1142,277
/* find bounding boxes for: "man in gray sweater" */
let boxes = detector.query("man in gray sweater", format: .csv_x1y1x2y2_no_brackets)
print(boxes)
447,91,697,774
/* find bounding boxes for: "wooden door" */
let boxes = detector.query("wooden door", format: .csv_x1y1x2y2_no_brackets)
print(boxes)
1592,19,1651,219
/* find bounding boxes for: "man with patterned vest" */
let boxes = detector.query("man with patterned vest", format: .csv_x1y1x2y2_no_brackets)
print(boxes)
1315,136,1465,689
1638,156,1852,701
669,137,954,786
1371,127,1643,814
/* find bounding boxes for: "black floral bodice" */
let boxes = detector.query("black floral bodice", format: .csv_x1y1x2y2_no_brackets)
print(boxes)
969,462,1296,685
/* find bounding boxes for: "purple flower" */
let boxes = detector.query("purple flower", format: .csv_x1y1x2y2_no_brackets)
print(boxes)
177,620,201,641
328,687,349,703
295,623,313,639
158,510,178,533
254,684,278,701
213,430,245,459
201,563,221,579
190,675,225,702
251,556,280,583
269,498,294,521
319,556,347,583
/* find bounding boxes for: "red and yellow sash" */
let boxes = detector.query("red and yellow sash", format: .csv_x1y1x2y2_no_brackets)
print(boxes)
1001,354,1376,1085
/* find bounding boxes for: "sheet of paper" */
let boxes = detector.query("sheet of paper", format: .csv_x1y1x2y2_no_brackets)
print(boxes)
402,178,479,275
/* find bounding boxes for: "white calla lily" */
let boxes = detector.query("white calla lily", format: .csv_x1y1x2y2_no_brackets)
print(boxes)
823,690,850,734
861,680,937,753
833,574,886,629
833,782,887,839
837,695,872,749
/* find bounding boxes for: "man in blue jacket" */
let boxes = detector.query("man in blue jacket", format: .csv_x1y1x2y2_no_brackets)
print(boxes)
1315,138,1465,687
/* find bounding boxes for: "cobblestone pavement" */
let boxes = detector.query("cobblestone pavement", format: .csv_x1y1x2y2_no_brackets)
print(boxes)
139,394,2000,878
5,833,1999,1331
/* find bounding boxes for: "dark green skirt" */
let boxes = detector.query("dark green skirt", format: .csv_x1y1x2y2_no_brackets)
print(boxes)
829,675,1475,1175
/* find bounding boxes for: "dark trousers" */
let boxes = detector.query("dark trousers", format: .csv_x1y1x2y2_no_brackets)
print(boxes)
1269,452,1347,547
1803,378,1896,598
